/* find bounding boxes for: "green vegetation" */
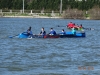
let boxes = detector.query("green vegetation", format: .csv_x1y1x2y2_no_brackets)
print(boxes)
1,0,100,19
85,14,89,18
0,0,100,11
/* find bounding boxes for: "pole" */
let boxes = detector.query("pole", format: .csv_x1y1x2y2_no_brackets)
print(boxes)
60,0,62,14
23,0,24,13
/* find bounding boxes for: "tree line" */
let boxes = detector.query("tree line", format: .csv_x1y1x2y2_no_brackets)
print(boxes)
0,0,100,11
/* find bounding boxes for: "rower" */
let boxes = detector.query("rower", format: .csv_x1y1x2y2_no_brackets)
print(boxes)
49,28,56,35
27,26,33,35
67,22,73,28
39,27,46,35
59,29,66,35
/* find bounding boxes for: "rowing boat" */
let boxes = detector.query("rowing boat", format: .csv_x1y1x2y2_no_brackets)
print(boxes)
15,32,86,39
67,27,83,31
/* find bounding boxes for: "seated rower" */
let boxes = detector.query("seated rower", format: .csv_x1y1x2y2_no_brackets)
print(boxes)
59,29,66,35
67,23,75,29
39,27,46,35
49,28,56,35
74,24,80,29
79,24,83,28
27,26,33,35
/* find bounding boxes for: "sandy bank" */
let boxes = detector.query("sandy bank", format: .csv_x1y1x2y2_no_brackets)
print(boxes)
2,15,62,19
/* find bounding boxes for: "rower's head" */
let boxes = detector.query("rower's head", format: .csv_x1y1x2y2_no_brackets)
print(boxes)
62,29,64,32
80,24,82,26
41,27,44,31
50,28,53,31
28,26,31,31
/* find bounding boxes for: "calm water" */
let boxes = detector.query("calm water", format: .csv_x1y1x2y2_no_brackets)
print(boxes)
0,18,100,75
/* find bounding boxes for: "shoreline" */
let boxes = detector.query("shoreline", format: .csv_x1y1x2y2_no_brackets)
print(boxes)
1,15,92,20
2,16,90,20
2,15,62,19
0,12,91,19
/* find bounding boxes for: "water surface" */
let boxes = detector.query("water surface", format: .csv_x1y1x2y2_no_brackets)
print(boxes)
0,18,100,75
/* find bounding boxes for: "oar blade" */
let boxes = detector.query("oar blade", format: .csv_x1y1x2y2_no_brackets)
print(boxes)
9,36,13,38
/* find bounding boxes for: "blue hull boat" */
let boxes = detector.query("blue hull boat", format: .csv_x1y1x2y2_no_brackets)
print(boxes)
15,32,86,39
18,33,29,38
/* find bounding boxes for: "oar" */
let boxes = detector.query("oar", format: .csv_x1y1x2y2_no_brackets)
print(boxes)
9,32,29,38
57,25,65,27
9,34,19,38
83,28,94,30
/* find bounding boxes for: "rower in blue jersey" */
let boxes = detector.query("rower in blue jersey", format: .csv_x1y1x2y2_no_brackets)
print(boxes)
59,29,66,35
27,26,33,35
39,27,46,35
49,28,56,35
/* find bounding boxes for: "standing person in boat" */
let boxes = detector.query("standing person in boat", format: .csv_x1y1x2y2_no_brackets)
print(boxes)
39,27,46,35
72,27,76,35
49,28,56,35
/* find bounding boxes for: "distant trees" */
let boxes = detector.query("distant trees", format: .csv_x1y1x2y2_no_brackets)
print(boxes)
0,0,27,10
0,0,100,11
0,0,13,9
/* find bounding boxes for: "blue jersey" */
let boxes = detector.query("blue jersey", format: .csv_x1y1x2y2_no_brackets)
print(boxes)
49,30,56,35
59,31,66,35
29,31,33,35
27,30,33,35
